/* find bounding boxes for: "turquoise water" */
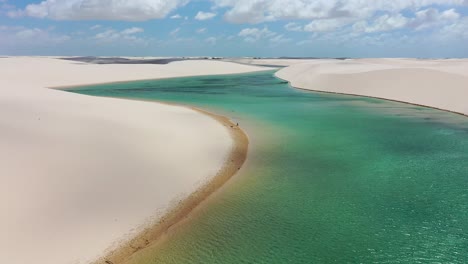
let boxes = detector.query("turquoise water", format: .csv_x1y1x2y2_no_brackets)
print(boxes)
69,71,468,263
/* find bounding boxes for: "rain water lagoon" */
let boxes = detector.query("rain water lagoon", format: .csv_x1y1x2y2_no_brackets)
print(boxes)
69,71,468,263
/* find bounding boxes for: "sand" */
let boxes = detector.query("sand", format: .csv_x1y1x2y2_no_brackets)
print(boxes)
223,58,313,67
275,58,468,116
0,57,269,264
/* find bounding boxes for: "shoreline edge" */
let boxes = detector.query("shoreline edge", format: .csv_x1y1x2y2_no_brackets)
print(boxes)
89,103,250,264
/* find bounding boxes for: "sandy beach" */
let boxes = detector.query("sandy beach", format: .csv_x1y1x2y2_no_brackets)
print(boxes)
0,57,268,264
274,58,468,116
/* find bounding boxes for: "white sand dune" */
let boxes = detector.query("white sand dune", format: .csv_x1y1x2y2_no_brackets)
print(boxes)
0,57,269,264
275,58,468,115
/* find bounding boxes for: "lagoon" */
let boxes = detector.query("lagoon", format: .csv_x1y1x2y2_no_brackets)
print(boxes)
70,71,468,263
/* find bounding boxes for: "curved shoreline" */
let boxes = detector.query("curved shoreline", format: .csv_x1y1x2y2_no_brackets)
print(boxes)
1,57,272,264
274,74,468,118
93,103,249,264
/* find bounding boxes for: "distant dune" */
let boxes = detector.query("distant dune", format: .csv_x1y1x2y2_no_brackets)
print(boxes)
275,58,468,116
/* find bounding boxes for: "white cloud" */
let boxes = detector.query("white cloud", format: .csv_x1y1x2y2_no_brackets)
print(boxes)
238,27,276,42
238,27,289,44
195,11,217,21
284,22,303,32
170,27,181,37
196,28,207,34
170,14,182,19
437,17,468,40
93,27,146,46
15,28,38,39
352,8,461,34
410,8,460,30
296,11,468,52
212,0,467,24
354,14,408,33
0,26,71,48
270,34,292,44
304,19,353,32
296,39,314,46
121,27,144,35
9,0,189,21
90,24,102,30
205,37,217,45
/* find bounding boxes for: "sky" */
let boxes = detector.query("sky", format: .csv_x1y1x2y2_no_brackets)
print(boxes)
1,0,468,57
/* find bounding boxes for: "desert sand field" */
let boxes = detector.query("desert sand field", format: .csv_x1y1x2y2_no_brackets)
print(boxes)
275,58,468,116
0,57,269,264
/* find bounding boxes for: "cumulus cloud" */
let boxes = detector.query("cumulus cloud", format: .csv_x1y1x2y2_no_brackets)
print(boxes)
3,0,467,55
270,34,292,44
195,11,217,20
205,37,217,45
0,26,70,48
353,14,408,33
409,8,460,30
238,27,276,42
284,22,303,32
9,0,189,21
94,27,146,44
196,28,207,34
304,18,353,32
90,24,102,30
212,0,466,24
170,27,181,37
7,0,467,32
16,28,69,42
238,27,290,44
352,8,460,34
437,17,468,40
121,27,144,35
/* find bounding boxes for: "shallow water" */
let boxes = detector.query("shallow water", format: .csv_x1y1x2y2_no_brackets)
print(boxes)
70,71,468,263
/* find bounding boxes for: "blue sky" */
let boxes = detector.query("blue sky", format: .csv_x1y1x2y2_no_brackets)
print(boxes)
1,0,468,57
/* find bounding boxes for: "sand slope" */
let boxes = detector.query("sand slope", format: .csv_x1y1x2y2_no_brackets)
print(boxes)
0,57,269,264
276,58,468,116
